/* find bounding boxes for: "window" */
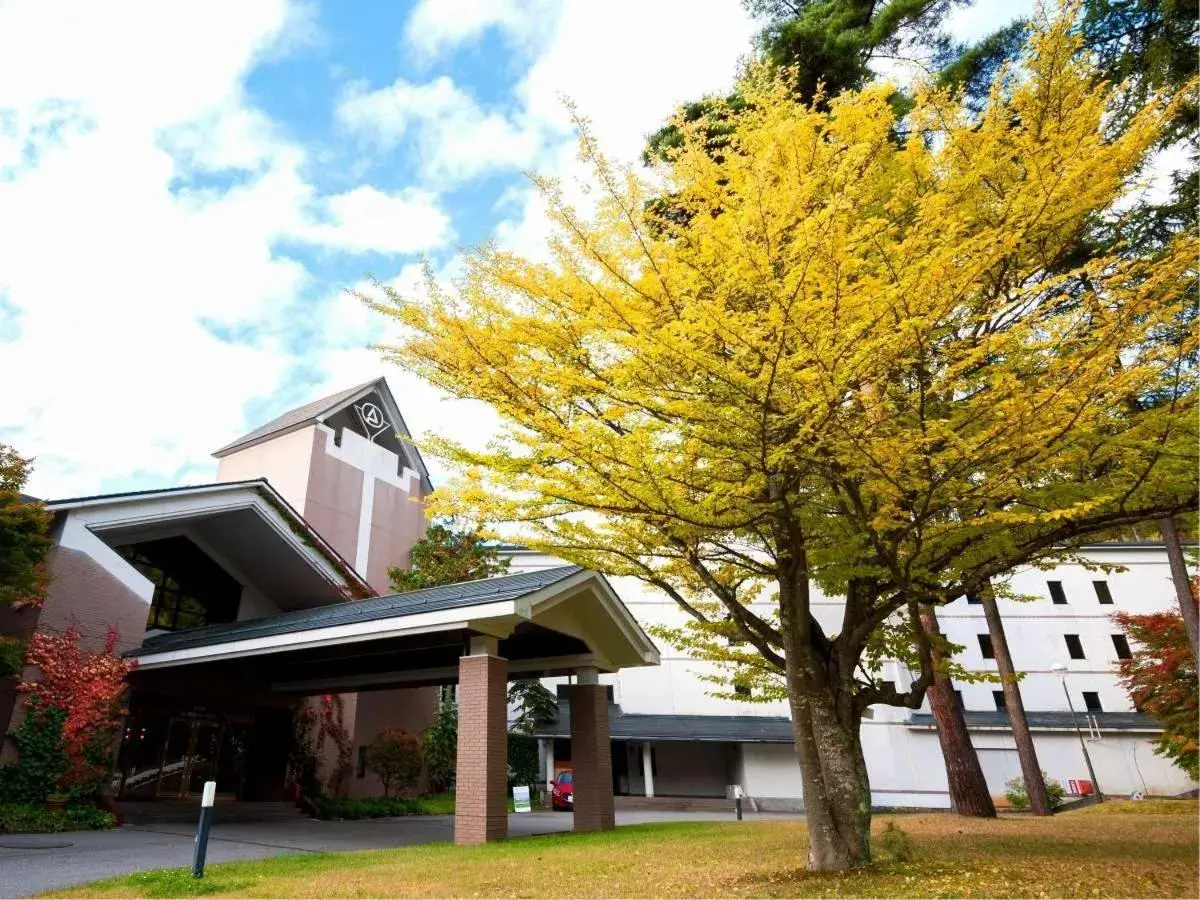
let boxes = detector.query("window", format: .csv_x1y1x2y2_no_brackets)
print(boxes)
733,684,751,698
356,746,368,779
952,689,965,710
1093,581,1114,605
1047,581,1067,604
992,690,1007,711
115,538,240,633
977,634,995,659
966,593,983,605
1065,634,1085,659
1083,691,1103,713
1112,634,1132,660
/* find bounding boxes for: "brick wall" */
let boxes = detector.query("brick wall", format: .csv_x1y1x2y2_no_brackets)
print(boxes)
38,545,149,654
2,545,148,759
454,655,508,843
568,683,616,832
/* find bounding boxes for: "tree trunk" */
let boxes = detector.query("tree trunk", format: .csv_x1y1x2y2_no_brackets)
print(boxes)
980,589,1051,815
1159,517,1199,660
920,606,996,817
786,672,872,870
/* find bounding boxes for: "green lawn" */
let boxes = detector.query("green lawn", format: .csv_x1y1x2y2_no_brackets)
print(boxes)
49,800,1199,899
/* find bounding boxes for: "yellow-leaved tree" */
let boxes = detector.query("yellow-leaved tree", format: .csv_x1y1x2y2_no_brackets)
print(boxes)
369,9,1197,870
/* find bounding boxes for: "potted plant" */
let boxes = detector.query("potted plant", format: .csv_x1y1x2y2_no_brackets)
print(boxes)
45,791,69,813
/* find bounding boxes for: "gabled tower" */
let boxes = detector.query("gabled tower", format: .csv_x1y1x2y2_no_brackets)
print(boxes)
213,378,431,594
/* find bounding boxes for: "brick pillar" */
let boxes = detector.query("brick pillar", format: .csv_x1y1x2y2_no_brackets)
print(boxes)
568,682,615,832
454,653,508,844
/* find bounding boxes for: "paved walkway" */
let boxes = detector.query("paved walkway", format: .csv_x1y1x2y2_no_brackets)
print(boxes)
0,810,793,897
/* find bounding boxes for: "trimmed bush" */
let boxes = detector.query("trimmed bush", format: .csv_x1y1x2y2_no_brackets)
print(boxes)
876,820,915,862
311,792,460,820
365,729,422,797
0,802,116,833
1005,773,1066,810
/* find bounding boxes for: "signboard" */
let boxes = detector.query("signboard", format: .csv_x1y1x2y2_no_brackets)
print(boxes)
513,785,532,813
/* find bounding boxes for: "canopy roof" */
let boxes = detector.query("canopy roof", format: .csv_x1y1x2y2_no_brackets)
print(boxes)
128,566,659,697
47,479,371,605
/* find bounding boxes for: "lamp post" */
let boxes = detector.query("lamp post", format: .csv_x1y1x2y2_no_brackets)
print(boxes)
1050,663,1103,803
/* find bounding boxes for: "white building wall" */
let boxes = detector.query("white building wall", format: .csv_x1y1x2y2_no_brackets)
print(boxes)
236,585,279,621
505,545,1198,804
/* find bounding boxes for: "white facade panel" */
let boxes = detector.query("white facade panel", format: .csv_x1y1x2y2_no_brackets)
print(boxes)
508,545,1198,805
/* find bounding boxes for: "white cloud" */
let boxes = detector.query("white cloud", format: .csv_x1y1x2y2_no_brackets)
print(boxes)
514,2,754,161
301,185,453,254
0,0,449,498
0,0,767,499
338,76,540,184
483,1,755,260
946,0,1035,44
403,0,558,61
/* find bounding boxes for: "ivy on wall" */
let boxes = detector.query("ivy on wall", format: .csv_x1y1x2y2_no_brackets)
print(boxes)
20,627,135,795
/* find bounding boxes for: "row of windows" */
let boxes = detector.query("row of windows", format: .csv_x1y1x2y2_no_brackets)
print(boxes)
966,580,1115,606
975,632,1131,661
954,688,1105,713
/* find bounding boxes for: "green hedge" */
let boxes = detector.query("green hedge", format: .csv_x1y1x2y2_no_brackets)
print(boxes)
310,792,505,820
0,802,117,834
312,794,453,820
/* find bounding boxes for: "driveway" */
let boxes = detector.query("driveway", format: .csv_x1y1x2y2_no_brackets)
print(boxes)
0,810,791,897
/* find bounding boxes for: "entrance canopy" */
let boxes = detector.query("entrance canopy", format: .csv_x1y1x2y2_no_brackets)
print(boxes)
128,566,659,698
47,480,372,609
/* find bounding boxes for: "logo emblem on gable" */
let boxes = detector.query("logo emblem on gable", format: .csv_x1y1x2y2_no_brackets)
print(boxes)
354,401,391,442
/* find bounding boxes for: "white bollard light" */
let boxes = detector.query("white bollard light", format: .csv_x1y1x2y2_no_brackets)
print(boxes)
192,781,217,878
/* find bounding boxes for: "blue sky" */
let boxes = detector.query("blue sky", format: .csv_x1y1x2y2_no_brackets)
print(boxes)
0,0,1032,498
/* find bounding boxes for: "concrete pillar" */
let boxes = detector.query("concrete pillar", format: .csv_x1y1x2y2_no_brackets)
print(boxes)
567,669,615,832
541,738,555,793
454,639,508,845
641,741,655,798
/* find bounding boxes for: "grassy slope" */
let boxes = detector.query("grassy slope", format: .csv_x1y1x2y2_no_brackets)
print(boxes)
49,801,1199,899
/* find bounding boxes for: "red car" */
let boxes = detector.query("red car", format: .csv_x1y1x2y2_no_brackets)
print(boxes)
551,771,573,811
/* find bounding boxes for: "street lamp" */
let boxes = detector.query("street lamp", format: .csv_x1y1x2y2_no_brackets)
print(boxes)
1051,662,1103,803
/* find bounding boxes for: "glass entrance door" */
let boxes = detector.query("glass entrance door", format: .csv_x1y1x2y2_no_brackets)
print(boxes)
117,705,274,801
155,718,193,798
186,723,222,796
155,718,223,799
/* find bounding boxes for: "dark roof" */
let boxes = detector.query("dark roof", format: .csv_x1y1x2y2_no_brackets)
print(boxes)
132,565,583,657
906,711,1159,732
18,493,40,504
533,707,1160,743
212,379,380,457
533,702,797,743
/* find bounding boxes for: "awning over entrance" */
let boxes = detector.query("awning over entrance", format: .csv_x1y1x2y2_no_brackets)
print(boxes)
47,480,372,607
123,566,657,846
128,565,659,696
